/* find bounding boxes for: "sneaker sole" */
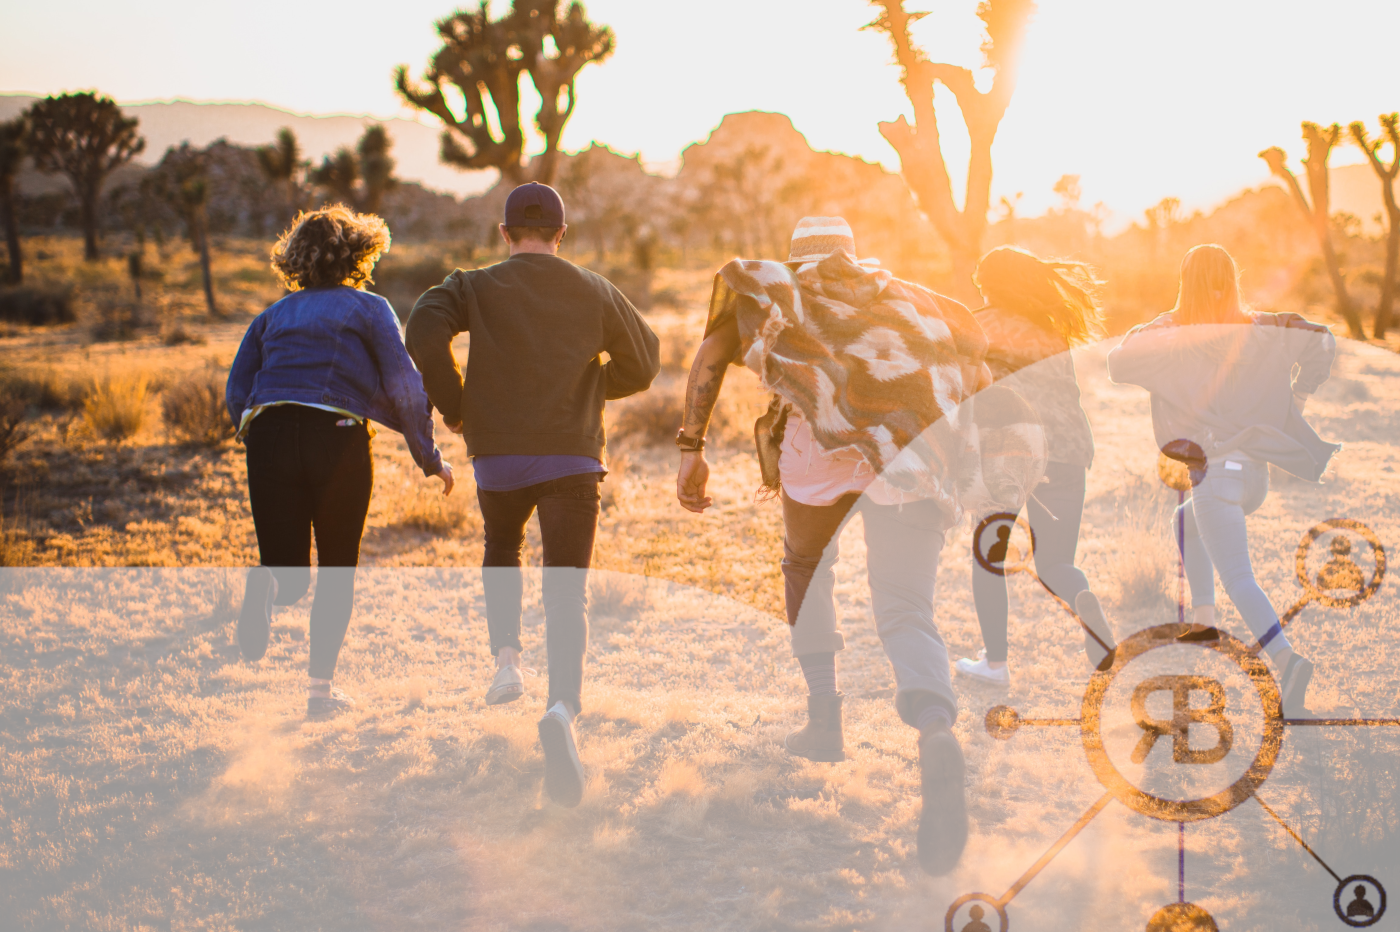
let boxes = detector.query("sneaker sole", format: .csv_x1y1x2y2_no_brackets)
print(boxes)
783,734,846,763
954,666,1011,688
538,714,584,808
237,568,273,661
917,730,969,876
1282,657,1314,718
485,688,523,706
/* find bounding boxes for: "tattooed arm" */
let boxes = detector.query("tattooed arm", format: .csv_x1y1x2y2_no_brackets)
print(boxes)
676,317,741,513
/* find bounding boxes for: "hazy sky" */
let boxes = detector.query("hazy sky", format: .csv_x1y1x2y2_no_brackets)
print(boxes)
3,0,1397,225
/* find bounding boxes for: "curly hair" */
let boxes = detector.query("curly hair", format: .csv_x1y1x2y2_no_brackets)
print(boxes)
270,204,391,291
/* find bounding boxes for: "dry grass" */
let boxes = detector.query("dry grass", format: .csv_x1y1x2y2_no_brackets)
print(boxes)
1,243,1398,930
161,372,233,447
83,374,151,441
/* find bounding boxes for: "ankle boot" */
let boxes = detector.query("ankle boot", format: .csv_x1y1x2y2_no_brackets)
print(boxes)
785,692,846,762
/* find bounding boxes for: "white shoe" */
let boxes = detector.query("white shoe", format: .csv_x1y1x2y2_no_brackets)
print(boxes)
538,701,585,808
955,651,1011,687
485,663,525,705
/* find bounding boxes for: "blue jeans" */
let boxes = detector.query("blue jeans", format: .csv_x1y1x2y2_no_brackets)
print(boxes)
1176,458,1290,656
782,492,956,726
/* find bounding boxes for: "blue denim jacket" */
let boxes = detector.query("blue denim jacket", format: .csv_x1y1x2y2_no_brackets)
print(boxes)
226,286,443,476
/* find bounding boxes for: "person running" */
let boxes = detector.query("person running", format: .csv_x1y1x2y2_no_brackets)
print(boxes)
227,205,452,717
955,246,1118,687
1107,244,1338,716
676,217,995,876
405,182,659,808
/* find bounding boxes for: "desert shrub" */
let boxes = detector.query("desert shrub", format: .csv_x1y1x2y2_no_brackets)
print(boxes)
0,399,32,464
0,509,37,567
84,376,150,441
589,572,648,618
0,285,75,325
387,480,475,534
370,254,455,320
163,323,206,346
162,374,232,446
0,368,88,411
609,381,683,447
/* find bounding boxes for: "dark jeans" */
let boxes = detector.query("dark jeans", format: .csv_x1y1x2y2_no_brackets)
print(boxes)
971,461,1090,663
478,472,601,715
782,491,956,727
245,405,373,680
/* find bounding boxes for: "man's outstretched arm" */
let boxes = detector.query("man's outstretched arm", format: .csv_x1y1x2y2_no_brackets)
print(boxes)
676,318,740,513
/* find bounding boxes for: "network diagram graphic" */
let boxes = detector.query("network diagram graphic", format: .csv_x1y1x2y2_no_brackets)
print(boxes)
950,458,1399,932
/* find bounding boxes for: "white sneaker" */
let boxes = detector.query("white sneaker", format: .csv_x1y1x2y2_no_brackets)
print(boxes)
538,701,585,808
955,651,1011,687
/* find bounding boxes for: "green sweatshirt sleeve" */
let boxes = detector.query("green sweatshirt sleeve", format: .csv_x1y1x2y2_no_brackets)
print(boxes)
405,271,473,427
601,285,661,401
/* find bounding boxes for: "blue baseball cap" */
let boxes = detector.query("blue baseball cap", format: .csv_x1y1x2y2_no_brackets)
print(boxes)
504,182,566,227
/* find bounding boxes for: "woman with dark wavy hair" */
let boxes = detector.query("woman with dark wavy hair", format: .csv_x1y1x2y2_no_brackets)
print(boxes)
955,246,1117,687
227,204,453,716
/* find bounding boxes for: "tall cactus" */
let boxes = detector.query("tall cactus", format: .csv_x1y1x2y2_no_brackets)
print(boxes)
1349,114,1400,338
1260,124,1362,340
867,0,1035,304
395,1,614,186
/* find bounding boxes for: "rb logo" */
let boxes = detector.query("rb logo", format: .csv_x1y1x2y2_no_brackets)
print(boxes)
1130,675,1235,765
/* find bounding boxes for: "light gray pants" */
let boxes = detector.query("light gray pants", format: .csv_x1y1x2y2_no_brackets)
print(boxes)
1175,458,1290,656
782,492,956,726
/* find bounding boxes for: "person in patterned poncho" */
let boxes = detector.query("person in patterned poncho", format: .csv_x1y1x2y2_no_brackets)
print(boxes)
954,246,1119,689
674,217,999,876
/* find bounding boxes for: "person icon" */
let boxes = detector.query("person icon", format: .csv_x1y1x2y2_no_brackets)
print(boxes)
1317,535,1366,594
960,904,993,932
986,524,1021,567
1346,884,1376,919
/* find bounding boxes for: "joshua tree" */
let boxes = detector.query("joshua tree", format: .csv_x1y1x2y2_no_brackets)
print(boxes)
1260,124,1362,340
1350,114,1400,338
308,124,398,214
256,127,307,222
867,0,1036,304
0,116,27,284
355,125,397,214
151,143,218,317
25,92,144,261
395,1,614,186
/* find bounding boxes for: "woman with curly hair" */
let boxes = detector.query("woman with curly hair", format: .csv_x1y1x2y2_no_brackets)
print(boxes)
955,245,1118,687
226,204,453,716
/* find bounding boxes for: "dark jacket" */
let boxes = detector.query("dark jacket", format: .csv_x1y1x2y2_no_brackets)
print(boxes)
1107,312,1339,481
405,253,660,461
226,286,443,476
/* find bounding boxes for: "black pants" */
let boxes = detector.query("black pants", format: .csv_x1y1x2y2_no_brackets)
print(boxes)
478,472,601,715
245,405,373,680
971,461,1090,663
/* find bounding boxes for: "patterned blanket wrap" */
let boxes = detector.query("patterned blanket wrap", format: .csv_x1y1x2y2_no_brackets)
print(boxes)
706,251,1046,519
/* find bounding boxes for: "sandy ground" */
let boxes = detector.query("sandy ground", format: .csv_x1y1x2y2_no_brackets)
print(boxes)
2,298,1399,930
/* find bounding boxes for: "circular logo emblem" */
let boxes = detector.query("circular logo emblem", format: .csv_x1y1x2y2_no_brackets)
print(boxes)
1080,625,1284,821
1295,519,1385,609
973,512,1036,578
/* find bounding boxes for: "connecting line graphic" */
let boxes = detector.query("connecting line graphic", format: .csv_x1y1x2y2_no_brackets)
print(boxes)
997,793,1114,907
1256,795,1342,883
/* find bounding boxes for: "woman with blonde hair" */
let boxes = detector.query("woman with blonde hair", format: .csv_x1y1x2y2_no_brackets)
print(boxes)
1108,244,1338,715
226,204,453,716
955,246,1118,686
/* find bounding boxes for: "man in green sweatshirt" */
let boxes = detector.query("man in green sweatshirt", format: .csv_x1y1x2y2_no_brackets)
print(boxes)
406,182,660,807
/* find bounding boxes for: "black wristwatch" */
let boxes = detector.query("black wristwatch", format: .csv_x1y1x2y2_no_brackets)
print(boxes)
675,430,705,452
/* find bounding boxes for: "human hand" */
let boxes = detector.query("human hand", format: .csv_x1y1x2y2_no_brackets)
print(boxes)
445,419,464,435
676,452,712,513
437,462,455,496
